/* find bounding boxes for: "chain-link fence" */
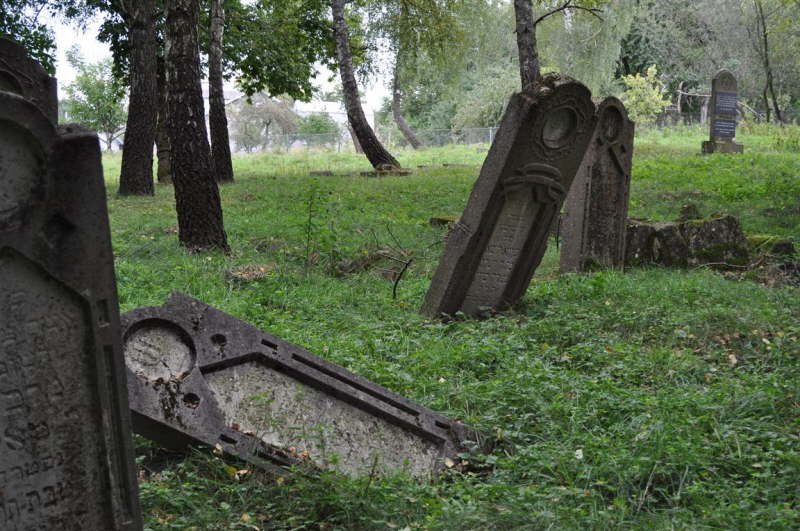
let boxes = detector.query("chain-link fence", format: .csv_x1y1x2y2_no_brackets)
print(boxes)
235,111,795,154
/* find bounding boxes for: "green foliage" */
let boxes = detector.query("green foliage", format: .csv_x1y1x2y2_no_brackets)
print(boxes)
0,1,56,71
102,123,800,529
772,124,800,152
297,112,340,136
62,46,127,150
620,65,671,125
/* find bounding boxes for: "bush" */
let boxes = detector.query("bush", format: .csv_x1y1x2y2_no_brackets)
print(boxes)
620,65,671,125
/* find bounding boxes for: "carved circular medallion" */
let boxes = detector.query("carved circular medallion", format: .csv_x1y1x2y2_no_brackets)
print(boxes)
124,320,196,381
0,119,44,230
600,106,624,143
542,107,578,149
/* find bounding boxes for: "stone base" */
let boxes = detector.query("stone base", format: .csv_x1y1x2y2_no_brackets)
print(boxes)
702,140,744,154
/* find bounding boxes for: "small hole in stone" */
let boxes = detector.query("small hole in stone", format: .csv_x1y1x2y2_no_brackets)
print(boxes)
211,334,227,346
183,393,200,409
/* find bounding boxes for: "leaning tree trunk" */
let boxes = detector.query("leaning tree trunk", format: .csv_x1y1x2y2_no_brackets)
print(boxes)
118,0,158,196
156,57,172,183
513,0,540,92
331,0,399,169
392,57,422,150
347,124,364,154
165,0,229,252
209,0,234,182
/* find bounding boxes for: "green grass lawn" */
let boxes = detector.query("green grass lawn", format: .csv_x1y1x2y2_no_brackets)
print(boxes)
109,125,800,530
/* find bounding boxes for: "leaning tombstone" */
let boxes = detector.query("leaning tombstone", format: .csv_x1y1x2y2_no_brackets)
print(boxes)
0,80,141,527
0,38,58,125
421,75,597,318
560,97,635,273
701,69,743,154
122,292,484,478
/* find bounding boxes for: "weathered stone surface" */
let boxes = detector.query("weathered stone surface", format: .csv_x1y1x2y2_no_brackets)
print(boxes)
702,70,743,154
625,220,656,266
422,76,596,318
677,203,702,222
0,38,58,125
625,216,750,268
681,215,749,266
122,292,483,478
747,235,795,258
0,90,141,529
560,97,634,273
652,222,689,267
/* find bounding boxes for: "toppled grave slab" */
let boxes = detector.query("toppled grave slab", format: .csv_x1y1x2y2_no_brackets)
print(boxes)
122,292,483,478
624,215,750,268
360,169,413,177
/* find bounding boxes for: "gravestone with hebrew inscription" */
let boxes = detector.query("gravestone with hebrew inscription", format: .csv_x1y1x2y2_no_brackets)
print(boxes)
702,70,743,154
0,38,58,125
560,97,634,273
122,292,484,478
0,62,141,528
421,75,596,318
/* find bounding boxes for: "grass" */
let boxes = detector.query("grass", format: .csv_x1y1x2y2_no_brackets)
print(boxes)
107,125,800,529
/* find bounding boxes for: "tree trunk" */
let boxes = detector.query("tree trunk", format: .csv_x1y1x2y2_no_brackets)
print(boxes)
331,0,399,169
347,124,363,153
166,0,229,252
156,57,172,183
209,0,234,181
118,0,157,196
392,56,422,150
755,0,782,123
514,0,540,92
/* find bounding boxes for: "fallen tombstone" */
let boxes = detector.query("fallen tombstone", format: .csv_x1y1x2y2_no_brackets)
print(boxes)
422,75,597,318
309,170,334,177
624,215,750,268
560,97,634,273
122,292,484,478
0,73,141,528
0,38,58,124
360,169,413,177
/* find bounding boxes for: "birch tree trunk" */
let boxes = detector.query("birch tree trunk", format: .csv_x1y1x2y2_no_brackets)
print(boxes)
209,0,234,181
331,0,400,169
165,0,229,252
118,0,157,196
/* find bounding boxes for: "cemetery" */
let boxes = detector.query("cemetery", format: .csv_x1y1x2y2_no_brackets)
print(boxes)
1,0,799,529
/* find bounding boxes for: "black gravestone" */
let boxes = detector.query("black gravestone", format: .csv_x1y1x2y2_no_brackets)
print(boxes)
122,292,484,478
702,70,743,154
0,38,58,125
0,90,141,528
421,75,596,318
560,97,635,273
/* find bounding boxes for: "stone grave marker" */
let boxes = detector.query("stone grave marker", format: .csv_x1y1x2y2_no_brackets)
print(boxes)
0,38,59,125
702,69,743,154
560,97,634,273
0,91,141,527
122,292,483,478
421,75,596,318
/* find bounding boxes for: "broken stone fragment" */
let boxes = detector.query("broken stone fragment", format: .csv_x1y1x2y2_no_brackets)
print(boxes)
625,215,750,269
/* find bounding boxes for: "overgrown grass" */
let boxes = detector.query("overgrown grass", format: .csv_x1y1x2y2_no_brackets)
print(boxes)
109,125,800,529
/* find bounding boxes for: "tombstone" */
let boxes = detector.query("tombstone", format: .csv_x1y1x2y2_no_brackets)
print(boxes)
122,292,484,478
702,70,743,154
421,75,596,318
560,97,634,273
0,89,141,527
0,38,59,125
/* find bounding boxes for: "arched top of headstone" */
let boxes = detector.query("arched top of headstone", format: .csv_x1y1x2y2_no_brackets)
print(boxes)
0,37,58,125
0,91,56,231
596,96,633,145
713,69,737,92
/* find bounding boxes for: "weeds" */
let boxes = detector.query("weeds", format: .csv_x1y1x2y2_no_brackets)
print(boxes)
106,126,800,530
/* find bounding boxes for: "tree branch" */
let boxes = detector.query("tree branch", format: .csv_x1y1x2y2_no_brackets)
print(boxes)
533,0,604,27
